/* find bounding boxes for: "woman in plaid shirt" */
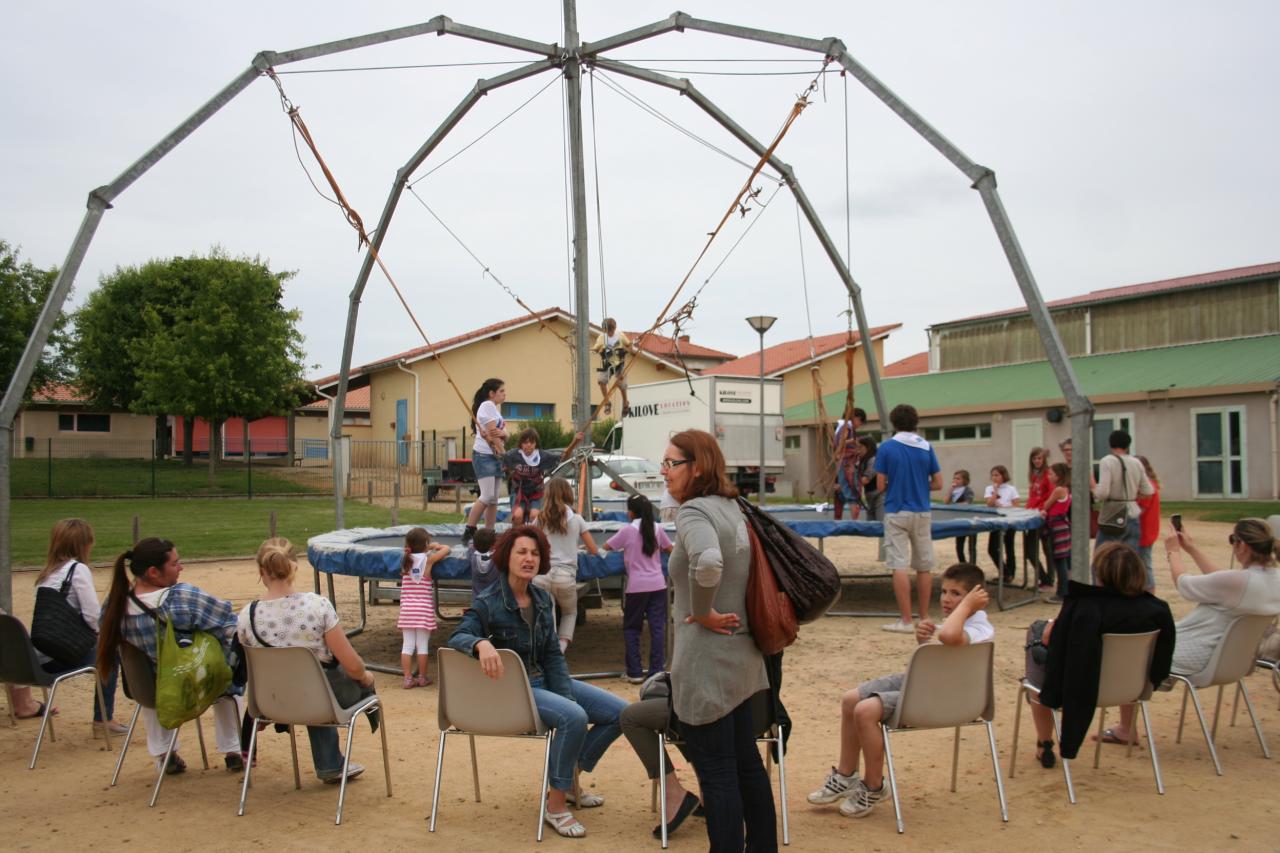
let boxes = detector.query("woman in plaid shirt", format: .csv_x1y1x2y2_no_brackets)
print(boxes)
97,538,243,775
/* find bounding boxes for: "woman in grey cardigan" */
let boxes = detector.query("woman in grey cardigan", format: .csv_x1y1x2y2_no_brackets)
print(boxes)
662,429,776,853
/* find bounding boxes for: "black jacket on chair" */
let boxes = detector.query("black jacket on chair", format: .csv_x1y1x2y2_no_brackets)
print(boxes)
1038,581,1175,758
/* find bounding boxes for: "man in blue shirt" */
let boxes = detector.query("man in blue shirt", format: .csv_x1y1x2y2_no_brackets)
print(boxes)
874,404,942,633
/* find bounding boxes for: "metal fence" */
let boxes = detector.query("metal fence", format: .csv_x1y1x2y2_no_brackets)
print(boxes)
10,434,469,500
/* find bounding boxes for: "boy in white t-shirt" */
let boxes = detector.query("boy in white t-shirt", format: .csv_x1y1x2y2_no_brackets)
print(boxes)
807,563,993,818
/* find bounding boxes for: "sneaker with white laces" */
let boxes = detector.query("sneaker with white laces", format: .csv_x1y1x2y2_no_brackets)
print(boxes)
881,620,915,634
807,766,860,804
839,779,889,817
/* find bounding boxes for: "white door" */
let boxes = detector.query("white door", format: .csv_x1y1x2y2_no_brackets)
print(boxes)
1011,418,1045,495
1090,412,1135,480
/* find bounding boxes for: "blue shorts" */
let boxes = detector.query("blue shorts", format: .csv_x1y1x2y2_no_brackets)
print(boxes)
472,452,503,480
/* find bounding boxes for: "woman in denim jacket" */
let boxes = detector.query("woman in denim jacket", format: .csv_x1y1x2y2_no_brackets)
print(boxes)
448,525,627,839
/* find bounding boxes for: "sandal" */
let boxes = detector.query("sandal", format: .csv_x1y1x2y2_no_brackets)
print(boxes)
565,790,605,808
544,810,586,838
16,702,57,720
163,754,188,775
1036,740,1056,769
1094,727,1141,747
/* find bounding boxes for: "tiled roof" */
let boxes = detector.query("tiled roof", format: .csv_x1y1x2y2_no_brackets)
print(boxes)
704,325,900,378
625,331,735,361
882,351,929,378
786,334,1280,422
941,261,1280,327
300,385,370,412
29,383,88,404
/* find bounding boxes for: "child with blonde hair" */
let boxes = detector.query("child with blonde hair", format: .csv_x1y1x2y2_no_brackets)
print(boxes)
535,477,598,652
400,527,450,687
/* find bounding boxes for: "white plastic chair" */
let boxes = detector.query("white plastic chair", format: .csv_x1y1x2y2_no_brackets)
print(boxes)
110,642,208,807
1011,630,1163,802
0,614,113,768
880,641,1007,834
237,645,391,825
1168,613,1274,775
429,647,554,842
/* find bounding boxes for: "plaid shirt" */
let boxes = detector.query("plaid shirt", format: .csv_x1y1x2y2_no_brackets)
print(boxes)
116,582,237,665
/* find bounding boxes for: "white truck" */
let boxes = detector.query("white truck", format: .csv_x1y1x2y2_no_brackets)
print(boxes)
603,375,785,495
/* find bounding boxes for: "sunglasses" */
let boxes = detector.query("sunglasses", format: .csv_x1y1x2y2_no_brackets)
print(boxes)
661,458,690,471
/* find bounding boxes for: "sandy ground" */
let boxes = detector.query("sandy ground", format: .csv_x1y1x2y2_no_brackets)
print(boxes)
2,517,1277,852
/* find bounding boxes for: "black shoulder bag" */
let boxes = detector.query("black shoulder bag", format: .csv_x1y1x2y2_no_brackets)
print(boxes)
31,562,98,664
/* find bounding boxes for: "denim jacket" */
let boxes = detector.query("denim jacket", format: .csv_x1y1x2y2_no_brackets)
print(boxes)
446,571,574,700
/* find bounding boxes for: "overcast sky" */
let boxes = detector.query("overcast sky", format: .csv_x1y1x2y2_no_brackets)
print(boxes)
3,1,1276,384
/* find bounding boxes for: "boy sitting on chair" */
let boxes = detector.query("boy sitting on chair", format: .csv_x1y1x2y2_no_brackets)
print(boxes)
807,563,992,818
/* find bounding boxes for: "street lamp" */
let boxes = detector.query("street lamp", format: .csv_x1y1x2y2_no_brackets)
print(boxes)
745,316,777,503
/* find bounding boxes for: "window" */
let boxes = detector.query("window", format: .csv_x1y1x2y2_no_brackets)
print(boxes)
921,423,992,444
784,434,801,451
58,413,111,433
503,402,555,420
1192,406,1246,497
1090,413,1134,480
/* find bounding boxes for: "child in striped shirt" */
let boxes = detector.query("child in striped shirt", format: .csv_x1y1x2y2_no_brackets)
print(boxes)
400,527,450,688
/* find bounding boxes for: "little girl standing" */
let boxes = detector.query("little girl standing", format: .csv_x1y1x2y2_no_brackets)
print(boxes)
603,494,673,682
1042,462,1072,603
984,465,1020,582
535,477,598,653
399,527,450,688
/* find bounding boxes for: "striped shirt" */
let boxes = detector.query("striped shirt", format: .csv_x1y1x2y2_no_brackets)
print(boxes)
398,553,437,630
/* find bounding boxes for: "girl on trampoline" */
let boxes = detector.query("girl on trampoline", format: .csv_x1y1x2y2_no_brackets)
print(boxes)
462,377,508,548
399,527,450,688
503,426,584,525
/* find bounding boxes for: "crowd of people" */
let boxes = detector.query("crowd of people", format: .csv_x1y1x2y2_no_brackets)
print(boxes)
7,388,1279,850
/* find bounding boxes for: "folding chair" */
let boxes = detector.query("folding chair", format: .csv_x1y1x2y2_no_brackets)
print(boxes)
880,641,1007,834
429,647,554,842
1167,613,1273,775
111,642,209,806
237,646,391,825
652,689,790,849
0,613,113,769
1011,630,1163,802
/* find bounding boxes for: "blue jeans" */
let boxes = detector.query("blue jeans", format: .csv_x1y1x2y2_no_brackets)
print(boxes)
623,589,667,678
42,648,117,722
1136,545,1155,590
530,678,628,791
1095,517,1141,551
682,696,778,853
1053,555,1071,598
307,726,345,777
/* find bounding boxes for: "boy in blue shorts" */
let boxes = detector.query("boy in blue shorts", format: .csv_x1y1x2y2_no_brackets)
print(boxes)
807,563,992,818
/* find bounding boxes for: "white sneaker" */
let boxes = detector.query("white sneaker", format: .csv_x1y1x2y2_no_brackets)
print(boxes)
320,762,365,784
839,779,889,817
881,620,914,634
807,766,860,804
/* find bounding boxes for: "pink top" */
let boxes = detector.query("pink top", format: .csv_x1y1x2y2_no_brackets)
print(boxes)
398,553,437,631
606,521,672,594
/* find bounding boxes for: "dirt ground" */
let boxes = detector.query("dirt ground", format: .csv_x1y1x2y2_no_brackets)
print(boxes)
2,517,1277,851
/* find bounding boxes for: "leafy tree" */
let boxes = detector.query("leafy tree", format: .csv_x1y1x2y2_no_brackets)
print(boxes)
73,258,194,460
592,417,618,452
0,241,69,401
522,416,574,451
129,251,308,486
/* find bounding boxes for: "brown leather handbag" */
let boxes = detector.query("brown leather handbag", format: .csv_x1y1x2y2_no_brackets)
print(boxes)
745,522,798,655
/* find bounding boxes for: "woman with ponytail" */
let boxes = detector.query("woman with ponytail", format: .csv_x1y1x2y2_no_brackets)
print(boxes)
97,537,242,774
603,494,673,682
462,377,509,547
236,538,376,784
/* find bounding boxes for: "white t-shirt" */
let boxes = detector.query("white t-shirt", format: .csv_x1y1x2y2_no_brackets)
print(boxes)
472,400,504,455
984,482,1019,508
543,510,588,569
236,592,340,663
961,609,995,645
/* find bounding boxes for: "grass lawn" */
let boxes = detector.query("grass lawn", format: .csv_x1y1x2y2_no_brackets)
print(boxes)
10,457,326,498
8,497,456,567
1160,501,1280,524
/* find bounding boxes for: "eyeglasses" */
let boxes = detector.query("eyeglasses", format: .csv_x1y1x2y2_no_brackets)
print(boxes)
660,458,690,471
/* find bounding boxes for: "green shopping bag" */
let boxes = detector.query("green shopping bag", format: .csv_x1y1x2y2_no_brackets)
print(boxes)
155,618,232,729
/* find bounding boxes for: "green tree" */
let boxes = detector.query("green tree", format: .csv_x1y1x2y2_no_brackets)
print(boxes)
129,251,308,486
0,241,69,401
72,258,194,460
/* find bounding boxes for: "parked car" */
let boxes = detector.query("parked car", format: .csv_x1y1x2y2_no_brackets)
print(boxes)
553,454,665,498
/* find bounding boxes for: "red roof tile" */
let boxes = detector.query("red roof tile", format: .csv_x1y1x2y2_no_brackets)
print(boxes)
300,385,370,412
943,261,1280,327
29,383,89,404
626,331,735,361
882,351,929,377
704,325,900,378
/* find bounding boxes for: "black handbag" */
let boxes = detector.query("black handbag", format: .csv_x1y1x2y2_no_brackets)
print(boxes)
31,562,98,665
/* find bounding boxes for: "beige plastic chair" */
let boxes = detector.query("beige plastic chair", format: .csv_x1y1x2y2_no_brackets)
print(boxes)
110,642,209,807
652,689,790,848
429,647,553,842
237,645,391,825
0,614,113,768
880,641,1007,834
1011,630,1163,803
1168,613,1273,775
